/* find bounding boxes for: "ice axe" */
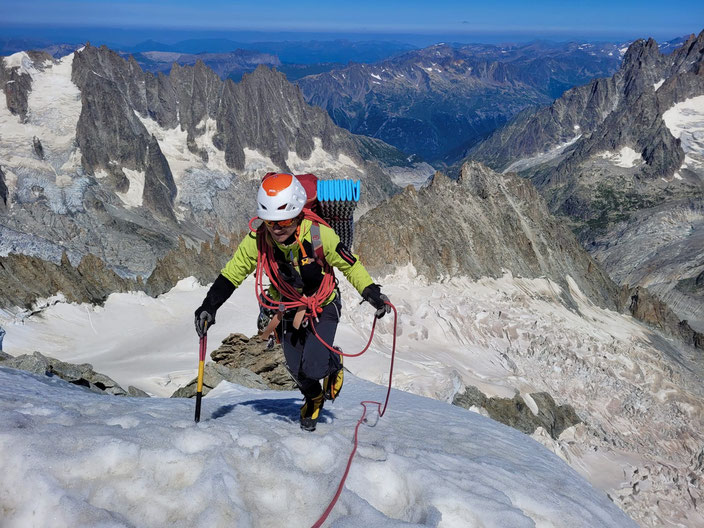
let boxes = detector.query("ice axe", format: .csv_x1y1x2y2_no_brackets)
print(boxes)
194,322,208,423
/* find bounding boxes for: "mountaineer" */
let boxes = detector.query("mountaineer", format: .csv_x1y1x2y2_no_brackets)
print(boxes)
195,173,390,431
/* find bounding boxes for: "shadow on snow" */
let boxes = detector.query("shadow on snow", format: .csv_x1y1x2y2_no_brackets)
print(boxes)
211,397,335,424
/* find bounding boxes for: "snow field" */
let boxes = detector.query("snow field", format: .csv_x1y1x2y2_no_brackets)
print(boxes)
4,265,703,527
597,146,643,167
0,366,635,528
663,96,704,170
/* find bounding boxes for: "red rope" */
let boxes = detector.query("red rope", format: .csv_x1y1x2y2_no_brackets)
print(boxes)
249,216,398,526
252,213,338,320
310,302,397,528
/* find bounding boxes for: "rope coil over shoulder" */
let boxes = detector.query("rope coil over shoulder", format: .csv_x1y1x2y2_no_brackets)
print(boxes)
252,210,337,326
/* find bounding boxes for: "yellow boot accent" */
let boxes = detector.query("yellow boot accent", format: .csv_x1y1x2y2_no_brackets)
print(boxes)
300,392,324,431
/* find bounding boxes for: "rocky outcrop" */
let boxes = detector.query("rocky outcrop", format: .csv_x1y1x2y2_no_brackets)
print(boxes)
0,57,33,121
209,333,297,390
170,362,269,398
355,162,621,309
0,233,236,310
621,286,704,350
453,385,582,440
169,330,297,398
32,136,44,159
0,166,7,208
0,251,136,309
0,351,134,396
144,234,237,297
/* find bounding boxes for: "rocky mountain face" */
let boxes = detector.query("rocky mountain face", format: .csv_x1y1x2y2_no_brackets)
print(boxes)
467,31,704,331
297,41,622,165
0,234,238,310
356,161,621,309
0,45,423,309
124,49,281,81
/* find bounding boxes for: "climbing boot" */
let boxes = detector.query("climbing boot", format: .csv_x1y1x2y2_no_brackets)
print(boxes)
323,357,344,401
300,392,325,432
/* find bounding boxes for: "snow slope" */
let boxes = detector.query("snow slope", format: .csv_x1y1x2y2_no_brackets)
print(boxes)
0,366,635,528
3,268,704,526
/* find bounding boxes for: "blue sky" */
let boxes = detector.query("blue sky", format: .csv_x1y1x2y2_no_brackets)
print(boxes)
2,0,702,43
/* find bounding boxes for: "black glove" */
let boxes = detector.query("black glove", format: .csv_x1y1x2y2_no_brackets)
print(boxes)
362,284,391,319
194,306,215,338
194,274,236,337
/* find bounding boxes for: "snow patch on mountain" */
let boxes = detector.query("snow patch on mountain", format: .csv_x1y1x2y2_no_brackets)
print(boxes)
662,96,704,165
503,135,581,174
243,147,276,175
116,168,145,208
2,51,37,75
385,163,435,188
136,114,233,187
653,79,665,91
136,114,197,183
597,146,643,167
194,117,230,173
286,137,360,174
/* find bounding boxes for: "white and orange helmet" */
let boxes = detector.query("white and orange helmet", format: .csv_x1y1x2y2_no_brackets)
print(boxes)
257,173,307,221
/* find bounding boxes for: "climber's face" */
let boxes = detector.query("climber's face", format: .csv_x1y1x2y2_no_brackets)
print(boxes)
265,216,300,243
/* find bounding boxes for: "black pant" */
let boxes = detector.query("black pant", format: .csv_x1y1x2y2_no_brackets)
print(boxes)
277,296,342,399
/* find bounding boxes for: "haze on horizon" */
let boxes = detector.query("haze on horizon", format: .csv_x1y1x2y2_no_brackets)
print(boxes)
1,0,702,46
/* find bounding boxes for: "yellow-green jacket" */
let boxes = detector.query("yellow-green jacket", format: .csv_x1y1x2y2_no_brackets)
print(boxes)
222,219,374,304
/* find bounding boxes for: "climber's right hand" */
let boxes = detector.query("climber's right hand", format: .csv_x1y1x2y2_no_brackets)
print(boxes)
194,306,215,338
362,284,392,319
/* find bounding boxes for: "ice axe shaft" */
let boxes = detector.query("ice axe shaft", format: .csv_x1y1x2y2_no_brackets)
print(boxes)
195,323,208,423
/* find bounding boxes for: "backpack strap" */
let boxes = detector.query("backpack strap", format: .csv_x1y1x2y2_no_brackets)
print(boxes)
310,221,325,264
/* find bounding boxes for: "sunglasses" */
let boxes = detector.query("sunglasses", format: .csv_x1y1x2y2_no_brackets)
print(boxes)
264,217,297,228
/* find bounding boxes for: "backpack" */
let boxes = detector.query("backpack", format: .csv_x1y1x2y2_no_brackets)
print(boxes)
262,172,360,252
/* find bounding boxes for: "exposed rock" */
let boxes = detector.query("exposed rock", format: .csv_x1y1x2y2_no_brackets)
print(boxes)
209,333,297,390
74,64,176,221
71,45,399,209
170,362,269,398
31,136,44,159
0,230,239,310
0,351,128,396
621,286,704,350
356,162,620,309
128,386,150,397
453,385,582,440
0,251,136,309
0,58,32,121
144,234,237,297
0,166,7,208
